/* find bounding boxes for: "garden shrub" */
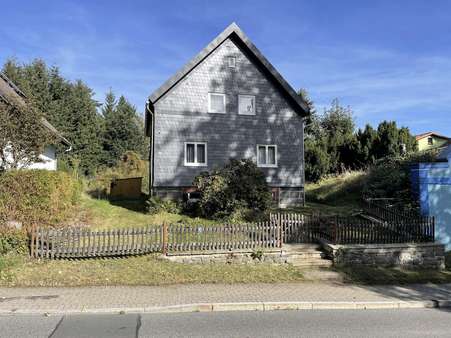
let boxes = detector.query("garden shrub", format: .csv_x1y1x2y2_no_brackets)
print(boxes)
0,170,82,229
0,229,28,255
363,151,439,206
145,196,181,215
193,159,272,220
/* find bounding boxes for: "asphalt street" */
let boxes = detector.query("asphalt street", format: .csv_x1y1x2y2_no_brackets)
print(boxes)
1,309,451,337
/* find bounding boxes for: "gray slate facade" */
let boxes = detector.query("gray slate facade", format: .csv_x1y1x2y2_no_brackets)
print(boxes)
145,23,309,207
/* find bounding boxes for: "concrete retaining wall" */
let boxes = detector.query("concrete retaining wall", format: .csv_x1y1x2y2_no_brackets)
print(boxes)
322,241,445,270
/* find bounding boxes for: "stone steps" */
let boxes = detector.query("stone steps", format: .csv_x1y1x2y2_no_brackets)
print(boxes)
282,244,333,268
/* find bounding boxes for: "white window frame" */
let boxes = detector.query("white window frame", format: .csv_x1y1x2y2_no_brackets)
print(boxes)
208,93,226,114
238,94,256,115
257,144,278,168
184,142,207,167
228,56,236,68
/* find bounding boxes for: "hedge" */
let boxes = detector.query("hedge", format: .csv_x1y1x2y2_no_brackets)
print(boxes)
0,170,82,229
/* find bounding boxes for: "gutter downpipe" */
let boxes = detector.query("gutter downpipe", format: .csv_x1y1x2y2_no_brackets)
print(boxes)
146,99,155,197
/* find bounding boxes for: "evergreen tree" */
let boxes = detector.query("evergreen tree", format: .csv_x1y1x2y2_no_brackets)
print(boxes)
321,99,355,172
62,80,103,176
355,124,377,167
102,95,145,166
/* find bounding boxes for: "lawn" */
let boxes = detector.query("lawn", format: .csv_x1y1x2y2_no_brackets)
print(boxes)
278,171,367,217
0,253,304,287
81,194,218,230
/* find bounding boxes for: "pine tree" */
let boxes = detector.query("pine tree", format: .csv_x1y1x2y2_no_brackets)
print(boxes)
62,80,103,176
102,95,145,167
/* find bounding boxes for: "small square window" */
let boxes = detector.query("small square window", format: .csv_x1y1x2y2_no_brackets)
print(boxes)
228,57,236,68
208,93,226,114
184,142,207,166
257,145,277,168
238,95,255,115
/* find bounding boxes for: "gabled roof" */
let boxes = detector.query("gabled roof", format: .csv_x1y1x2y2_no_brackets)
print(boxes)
147,23,309,116
415,132,450,141
0,72,71,147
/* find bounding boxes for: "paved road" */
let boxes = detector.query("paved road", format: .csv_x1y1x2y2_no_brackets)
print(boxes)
1,309,451,337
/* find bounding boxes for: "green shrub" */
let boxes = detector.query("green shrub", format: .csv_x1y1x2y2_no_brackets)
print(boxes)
0,229,28,255
194,159,272,220
145,196,181,215
363,152,439,205
0,170,82,228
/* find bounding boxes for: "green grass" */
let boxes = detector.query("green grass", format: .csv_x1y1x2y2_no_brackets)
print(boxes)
299,171,367,216
81,194,217,230
0,253,304,287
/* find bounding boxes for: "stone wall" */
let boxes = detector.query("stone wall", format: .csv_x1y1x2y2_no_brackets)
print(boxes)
162,250,286,264
322,241,445,270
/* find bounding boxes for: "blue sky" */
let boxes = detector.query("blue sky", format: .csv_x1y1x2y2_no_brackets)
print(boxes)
2,0,451,135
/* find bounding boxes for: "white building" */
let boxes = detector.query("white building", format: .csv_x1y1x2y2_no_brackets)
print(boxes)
0,72,71,170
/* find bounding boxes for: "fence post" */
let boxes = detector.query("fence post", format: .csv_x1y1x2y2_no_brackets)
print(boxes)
162,222,168,255
278,215,283,248
30,224,36,258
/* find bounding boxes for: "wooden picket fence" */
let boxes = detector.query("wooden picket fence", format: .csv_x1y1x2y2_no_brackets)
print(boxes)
166,222,281,253
30,226,162,259
270,213,320,243
270,212,435,245
30,221,282,259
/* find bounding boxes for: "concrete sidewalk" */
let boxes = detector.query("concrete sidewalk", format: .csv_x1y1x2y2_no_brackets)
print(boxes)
1,283,451,314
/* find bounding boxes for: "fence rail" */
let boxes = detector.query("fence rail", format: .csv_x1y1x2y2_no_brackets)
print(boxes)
364,199,430,224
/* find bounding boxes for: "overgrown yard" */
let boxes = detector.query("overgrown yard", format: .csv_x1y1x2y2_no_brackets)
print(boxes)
0,253,304,287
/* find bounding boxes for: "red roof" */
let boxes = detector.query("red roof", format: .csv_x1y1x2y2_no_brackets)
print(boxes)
415,132,450,141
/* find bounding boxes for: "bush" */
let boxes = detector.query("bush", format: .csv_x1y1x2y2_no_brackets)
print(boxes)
363,152,439,205
0,170,82,229
145,196,181,215
194,159,272,220
0,229,28,255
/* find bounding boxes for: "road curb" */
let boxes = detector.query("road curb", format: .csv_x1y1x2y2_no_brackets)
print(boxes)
0,300,450,315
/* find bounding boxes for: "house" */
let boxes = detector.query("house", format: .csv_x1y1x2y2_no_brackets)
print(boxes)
145,23,309,207
0,72,71,170
415,132,450,152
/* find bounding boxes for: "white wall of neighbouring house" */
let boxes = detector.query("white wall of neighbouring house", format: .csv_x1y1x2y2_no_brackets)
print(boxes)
26,145,57,170
1,145,58,171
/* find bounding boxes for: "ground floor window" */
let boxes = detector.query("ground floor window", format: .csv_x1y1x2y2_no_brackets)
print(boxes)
184,142,207,166
257,144,277,167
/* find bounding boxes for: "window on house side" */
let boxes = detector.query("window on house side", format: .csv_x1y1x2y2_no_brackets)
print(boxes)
257,145,277,167
185,142,207,166
238,95,255,115
428,137,433,145
228,57,236,68
208,93,226,113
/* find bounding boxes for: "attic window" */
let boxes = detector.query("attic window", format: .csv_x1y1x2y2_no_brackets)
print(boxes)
208,93,226,113
428,137,433,145
228,57,236,68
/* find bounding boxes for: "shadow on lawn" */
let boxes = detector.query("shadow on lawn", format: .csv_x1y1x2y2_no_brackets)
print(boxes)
109,197,147,213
